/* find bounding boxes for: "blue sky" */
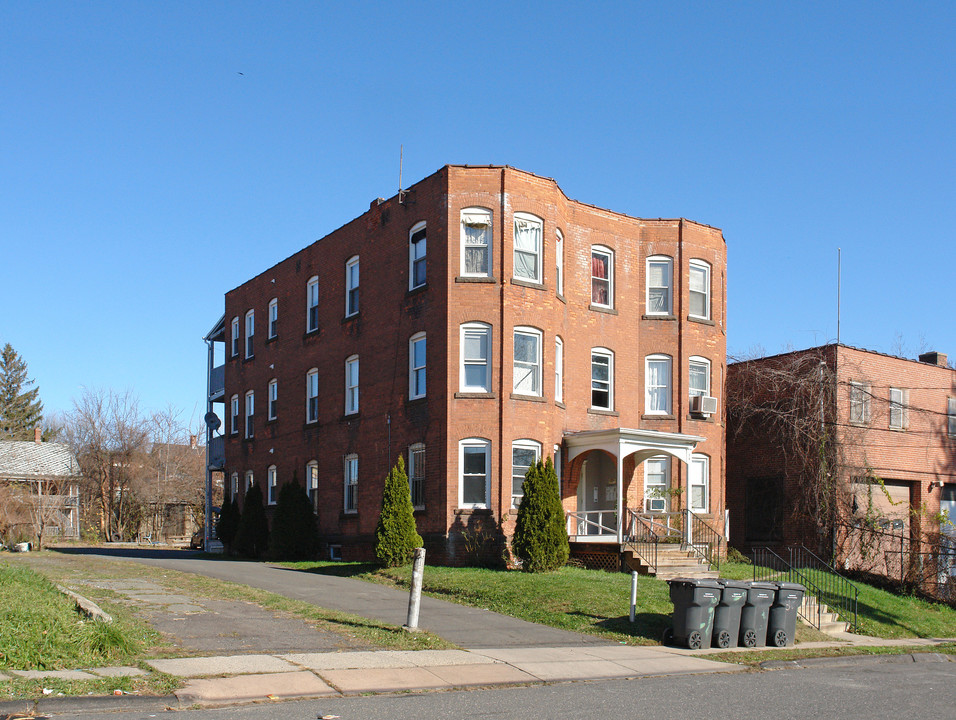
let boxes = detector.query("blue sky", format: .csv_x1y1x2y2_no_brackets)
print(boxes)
2,1,954,423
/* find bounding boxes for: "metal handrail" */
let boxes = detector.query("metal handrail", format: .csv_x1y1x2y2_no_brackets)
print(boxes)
752,547,824,630
688,510,723,571
788,545,859,632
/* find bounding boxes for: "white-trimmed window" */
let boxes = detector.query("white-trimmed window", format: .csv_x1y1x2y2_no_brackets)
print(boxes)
267,465,277,505
591,348,614,410
689,356,711,398
409,333,426,400
343,454,358,513
555,336,564,403
244,390,255,438
268,298,278,339
460,322,491,392
268,379,278,420
555,229,564,296
245,470,254,492
306,369,319,424
409,443,425,509
230,394,239,434
459,438,490,509
409,222,427,289
646,256,673,315
513,212,543,283
849,381,870,424
689,260,711,320
644,457,670,512
645,355,672,415
689,454,709,512
230,472,238,500
345,256,359,317
513,327,542,396
511,439,541,508
306,276,319,332
306,461,319,512
245,310,255,358
591,246,613,308
461,207,492,277
231,317,240,357
949,397,956,438
889,387,907,430
554,444,562,486
345,355,359,415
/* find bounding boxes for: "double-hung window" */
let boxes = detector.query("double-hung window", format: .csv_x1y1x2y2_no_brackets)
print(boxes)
689,455,709,512
645,355,672,415
306,276,319,332
345,355,359,415
689,356,711,398
409,333,426,399
644,456,669,512
230,395,239,434
245,310,255,358
306,369,319,423
268,379,277,420
345,256,359,317
889,387,906,430
591,246,613,308
513,327,542,396
513,212,542,283
949,397,956,438
244,391,255,438
461,323,491,392
231,317,240,357
555,229,564,296
268,298,278,339
459,438,490,509
245,470,254,493
409,222,427,289
849,381,870,424
689,260,711,320
591,348,613,410
306,461,319,512
554,336,564,403
461,208,492,277
409,443,425,509
511,440,541,508
267,465,277,505
230,472,238,501
343,454,358,512
646,256,673,315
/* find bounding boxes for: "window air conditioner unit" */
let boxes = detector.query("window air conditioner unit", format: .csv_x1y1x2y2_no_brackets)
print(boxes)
690,395,718,416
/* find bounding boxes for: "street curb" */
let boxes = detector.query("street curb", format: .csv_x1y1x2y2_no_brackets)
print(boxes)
36,693,178,715
760,652,955,670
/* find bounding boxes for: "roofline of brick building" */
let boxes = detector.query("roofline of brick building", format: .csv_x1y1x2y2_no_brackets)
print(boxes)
728,343,953,371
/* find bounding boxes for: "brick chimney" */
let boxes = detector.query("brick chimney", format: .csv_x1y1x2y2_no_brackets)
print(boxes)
34,426,42,444
918,351,948,367
189,434,198,450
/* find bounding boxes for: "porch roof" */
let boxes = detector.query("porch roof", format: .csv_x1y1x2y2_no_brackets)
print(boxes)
563,427,705,466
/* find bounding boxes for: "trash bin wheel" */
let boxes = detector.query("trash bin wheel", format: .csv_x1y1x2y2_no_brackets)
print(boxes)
772,629,788,647
716,630,731,649
742,629,757,648
687,631,703,650
662,627,674,645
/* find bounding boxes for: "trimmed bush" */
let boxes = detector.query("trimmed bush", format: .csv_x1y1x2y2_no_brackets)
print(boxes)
269,478,319,560
512,457,570,572
375,456,423,567
233,483,269,558
216,497,240,553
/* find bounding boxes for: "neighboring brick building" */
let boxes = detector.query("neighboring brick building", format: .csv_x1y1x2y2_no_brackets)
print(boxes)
726,344,956,593
205,165,727,564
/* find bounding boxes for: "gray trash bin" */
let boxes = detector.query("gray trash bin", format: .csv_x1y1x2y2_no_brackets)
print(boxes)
713,579,749,649
768,582,806,647
738,581,776,648
665,578,722,650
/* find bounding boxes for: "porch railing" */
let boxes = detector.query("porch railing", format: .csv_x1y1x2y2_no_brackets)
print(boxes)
566,510,617,538
688,511,723,572
623,509,723,574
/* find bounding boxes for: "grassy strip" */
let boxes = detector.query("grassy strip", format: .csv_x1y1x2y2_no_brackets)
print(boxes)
0,673,181,703
709,641,956,666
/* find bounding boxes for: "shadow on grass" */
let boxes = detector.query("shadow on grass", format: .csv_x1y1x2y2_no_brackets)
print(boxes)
569,610,669,642
51,545,203,561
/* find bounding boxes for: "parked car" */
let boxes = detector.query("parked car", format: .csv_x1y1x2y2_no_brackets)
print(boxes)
190,531,204,550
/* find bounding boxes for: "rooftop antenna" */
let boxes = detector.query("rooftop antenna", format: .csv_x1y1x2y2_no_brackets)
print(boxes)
398,145,405,205
837,247,841,346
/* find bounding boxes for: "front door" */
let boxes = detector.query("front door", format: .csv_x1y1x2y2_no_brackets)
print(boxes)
577,452,616,535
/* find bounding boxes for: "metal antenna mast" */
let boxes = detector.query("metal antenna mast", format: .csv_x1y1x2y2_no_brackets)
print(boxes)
837,247,841,345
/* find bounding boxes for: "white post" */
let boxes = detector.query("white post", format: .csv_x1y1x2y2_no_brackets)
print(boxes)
629,571,638,622
685,508,693,545
616,453,624,543
404,547,426,632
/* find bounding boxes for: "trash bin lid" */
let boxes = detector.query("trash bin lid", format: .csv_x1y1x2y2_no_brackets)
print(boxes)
717,579,750,588
774,582,806,592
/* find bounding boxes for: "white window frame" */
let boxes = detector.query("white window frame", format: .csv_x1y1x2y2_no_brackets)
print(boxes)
689,259,711,320
689,454,709,512
591,348,614,410
245,470,254,493
267,465,277,505
511,439,542,509
645,355,672,415
231,316,240,357
460,322,492,393
554,336,564,403
244,390,255,439
646,256,673,316
555,229,564,296
644,456,670,513
949,397,956,439
268,379,278,421
306,369,319,424
306,460,319,512
459,438,491,509
268,298,278,339
409,443,425,509
513,327,542,397
306,276,319,332
461,207,492,277
230,472,238,500
689,356,711,399
230,394,239,434
513,212,543,283
554,444,562,486
889,387,907,430
345,355,359,415
409,332,426,400
245,310,255,358
850,381,870,424
345,255,359,317
409,221,427,290
591,245,614,308
343,454,358,513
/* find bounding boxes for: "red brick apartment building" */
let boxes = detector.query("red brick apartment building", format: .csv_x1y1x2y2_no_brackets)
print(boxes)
204,165,727,565
726,345,956,593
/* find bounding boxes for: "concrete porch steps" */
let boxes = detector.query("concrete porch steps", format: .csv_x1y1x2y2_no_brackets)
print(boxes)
622,544,719,581
801,597,851,635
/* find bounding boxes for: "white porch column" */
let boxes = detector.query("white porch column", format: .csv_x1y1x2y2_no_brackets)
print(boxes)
616,450,624,543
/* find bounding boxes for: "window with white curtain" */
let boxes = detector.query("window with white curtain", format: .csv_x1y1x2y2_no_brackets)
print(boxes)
513,327,542,396
889,387,906,430
689,455,709,512
461,208,492,277
511,440,541,508
460,323,491,392
646,256,673,315
689,260,711,319
645,355,672,414
513,212,543,282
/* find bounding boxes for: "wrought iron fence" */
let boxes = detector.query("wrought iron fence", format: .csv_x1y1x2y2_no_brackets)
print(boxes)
751,547,826,630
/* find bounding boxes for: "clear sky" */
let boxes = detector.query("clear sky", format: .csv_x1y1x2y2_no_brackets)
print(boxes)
2,1,954,424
